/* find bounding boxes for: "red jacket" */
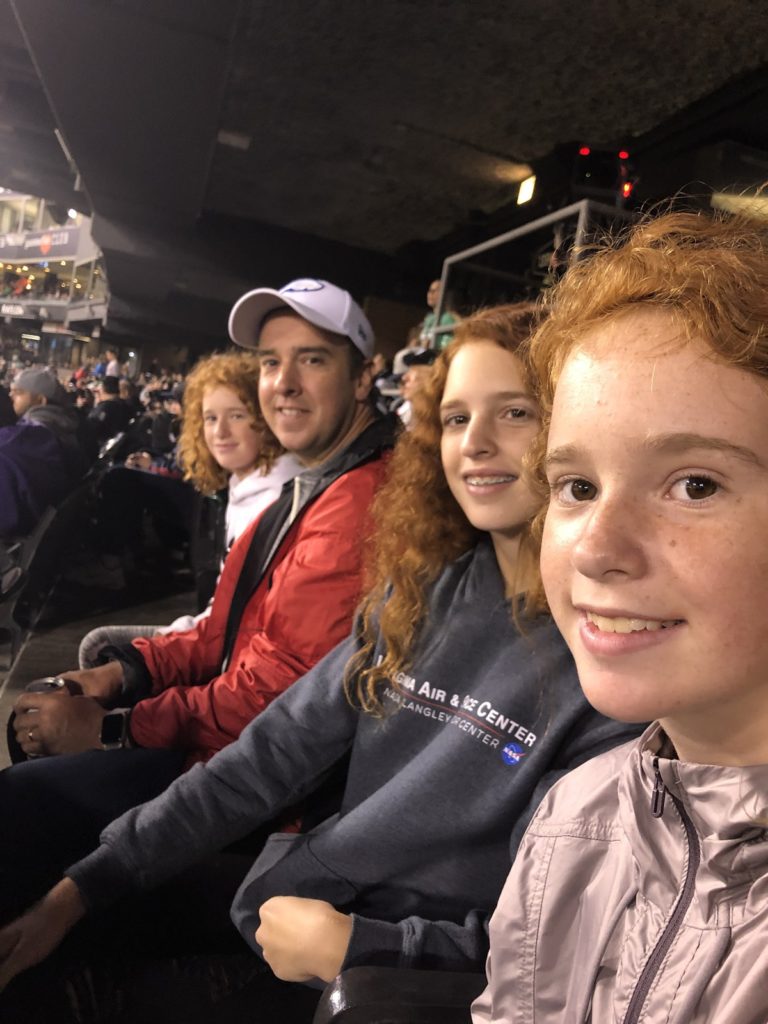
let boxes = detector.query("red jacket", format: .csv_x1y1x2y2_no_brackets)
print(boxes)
128,436,392,764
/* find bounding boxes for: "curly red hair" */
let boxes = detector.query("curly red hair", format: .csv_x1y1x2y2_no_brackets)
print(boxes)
527,209,768,544
178,351,282,493
347,303,544,714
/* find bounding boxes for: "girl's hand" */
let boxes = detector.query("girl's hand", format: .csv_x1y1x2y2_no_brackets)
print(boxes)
0,879,86,991
256,896,353,982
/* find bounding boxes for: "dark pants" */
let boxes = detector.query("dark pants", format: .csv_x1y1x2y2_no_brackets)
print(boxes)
0,747,185,919
1,951,322,1024
0,748,315,1023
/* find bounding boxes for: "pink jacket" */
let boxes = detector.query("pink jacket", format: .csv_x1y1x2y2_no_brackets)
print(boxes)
474,723,768,1023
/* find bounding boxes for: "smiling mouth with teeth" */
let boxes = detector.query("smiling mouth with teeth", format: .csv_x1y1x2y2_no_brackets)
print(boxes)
465,475,517,486
586,612,684,634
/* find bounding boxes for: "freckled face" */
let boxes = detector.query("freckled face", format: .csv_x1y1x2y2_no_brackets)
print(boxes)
541,310,768,759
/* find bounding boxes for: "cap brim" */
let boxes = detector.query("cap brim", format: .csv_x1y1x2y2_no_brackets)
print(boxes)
228,289,285,349
228,288,349,349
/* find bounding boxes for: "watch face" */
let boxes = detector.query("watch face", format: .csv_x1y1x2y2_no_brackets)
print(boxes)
101,712,125,746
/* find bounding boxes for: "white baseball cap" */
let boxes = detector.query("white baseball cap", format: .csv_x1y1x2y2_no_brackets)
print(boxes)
228,278,374,358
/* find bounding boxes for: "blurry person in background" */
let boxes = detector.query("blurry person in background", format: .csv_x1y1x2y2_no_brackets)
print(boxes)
420,277,459,351
396,348,436,428
118,379,143,418
10,366,91,477
104,348,120,378
391,325,424,375
0,368,89,538
88,375,132,443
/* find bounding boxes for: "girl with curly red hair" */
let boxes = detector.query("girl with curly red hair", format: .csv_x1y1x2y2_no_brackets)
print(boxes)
176,351,300,552
476,210,768,1023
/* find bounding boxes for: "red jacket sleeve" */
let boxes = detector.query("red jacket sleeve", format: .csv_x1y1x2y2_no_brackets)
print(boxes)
128,460,386,762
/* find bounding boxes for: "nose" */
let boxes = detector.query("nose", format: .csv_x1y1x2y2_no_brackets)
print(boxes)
460,414,496,459
214,415,231,438
570,492,648,581
273,359,301,396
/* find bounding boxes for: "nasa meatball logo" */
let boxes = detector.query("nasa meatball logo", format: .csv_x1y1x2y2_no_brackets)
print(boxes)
501,742,526,766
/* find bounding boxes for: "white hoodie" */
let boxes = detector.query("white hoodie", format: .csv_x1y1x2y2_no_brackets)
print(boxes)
160,453,301,634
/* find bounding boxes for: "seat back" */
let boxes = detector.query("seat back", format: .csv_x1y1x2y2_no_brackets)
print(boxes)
312,967,486,1024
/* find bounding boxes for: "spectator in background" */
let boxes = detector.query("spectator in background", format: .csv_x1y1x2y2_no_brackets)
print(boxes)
396,348,437,428
105,348,121,378
0,368,91,539
118,379,143,418
73,386,94,413
420,277,459,350
152,381,184,452
10,367,91,478
0,426,71,539
88,375,132,443
70,359,91,386
0,386,15,428
392,325,424,376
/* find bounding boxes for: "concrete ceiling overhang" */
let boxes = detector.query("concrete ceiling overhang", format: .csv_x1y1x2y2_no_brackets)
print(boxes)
3,0,768,347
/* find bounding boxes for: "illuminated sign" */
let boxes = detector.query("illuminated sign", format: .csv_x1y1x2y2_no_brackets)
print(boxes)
0,227,80,261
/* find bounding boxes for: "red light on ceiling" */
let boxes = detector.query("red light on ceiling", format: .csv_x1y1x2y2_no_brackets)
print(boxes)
578,146,591,156
622,181,634,197
618,150,630,160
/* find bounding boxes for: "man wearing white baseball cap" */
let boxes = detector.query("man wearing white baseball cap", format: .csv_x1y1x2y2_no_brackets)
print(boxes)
228,277,374,360
3,279,398,896
226,278,378,469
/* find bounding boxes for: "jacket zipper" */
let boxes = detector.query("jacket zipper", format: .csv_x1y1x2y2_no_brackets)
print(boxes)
620,758,701,1024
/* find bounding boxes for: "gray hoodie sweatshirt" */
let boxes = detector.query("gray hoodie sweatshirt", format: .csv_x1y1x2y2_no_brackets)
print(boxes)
67,540,640,975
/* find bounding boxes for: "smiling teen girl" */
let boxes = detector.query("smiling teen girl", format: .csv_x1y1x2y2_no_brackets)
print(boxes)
179,351,300,550
475,211,768,1024
0,306,636,1021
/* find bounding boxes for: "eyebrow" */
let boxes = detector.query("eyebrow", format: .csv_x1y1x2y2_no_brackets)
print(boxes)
545,432,764,470
440,390,531,412
256,346,331,357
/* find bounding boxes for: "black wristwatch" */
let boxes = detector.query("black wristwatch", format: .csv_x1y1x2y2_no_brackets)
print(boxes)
100,709,131,750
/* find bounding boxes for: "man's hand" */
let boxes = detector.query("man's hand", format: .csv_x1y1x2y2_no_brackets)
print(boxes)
125,451,152,471
256,896,353,983
13,690,107,757
59,661,125,705
0,879,86,992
